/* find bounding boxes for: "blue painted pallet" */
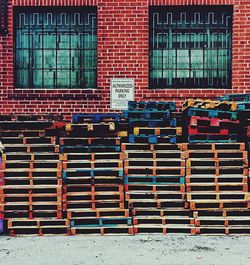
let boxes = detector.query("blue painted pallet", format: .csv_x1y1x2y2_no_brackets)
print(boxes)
121,109,171,119
128,134,177,144
218,94,250,102
70,218,132,228
185,108,238,120
128,118,177,128
62,169,124,179
128,101,176,111
60,145,121,153
123,176,185,185
236,102,250,111
72,113,120,124
188,134,238,143
0,219,3,234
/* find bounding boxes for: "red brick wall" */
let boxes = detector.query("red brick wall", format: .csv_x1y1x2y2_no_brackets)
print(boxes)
0,0,249,117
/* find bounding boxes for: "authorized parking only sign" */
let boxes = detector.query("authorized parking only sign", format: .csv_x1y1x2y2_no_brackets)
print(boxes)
110,78,134,110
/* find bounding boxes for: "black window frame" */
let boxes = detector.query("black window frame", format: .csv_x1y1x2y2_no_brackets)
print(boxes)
14,7,98,89
149,5,233,89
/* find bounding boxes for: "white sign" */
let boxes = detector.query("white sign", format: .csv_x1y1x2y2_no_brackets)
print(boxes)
110,78,134,110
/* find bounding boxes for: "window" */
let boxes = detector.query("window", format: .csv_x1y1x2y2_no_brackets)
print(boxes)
15,8,97,89
149,6,233,89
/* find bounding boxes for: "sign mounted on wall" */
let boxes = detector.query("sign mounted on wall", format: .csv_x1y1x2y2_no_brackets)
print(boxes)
110,78,135,110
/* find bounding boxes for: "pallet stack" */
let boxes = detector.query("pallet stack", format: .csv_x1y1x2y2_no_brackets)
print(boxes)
0,140,4,234
122,101,181,144
183,99,239,143
0,115,69,236
185,142,250,235
121,101,195,234
60,114,133,235
218,94,250,163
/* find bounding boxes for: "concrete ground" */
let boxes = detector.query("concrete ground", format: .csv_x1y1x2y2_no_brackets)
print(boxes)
0,235,249,265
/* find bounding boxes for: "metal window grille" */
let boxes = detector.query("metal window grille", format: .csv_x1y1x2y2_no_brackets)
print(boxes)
149,6,233,89
0,0,8,36
15,8,97,89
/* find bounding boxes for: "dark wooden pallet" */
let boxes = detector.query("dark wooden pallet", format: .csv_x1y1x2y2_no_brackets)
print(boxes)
125,191,185,201
124,166,185,176
60,152,123,161
67,208,130,219
195,226,250,235
2,152,61,161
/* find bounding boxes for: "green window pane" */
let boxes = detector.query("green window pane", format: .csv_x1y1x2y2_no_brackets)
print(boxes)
43,50,56,69
177,50,189,69
33,50,43,68
191,50,203,69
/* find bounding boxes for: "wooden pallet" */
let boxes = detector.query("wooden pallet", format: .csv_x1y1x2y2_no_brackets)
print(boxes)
183,99,236,111
183,143,245,151
60,137,121,146
186,182,248,193
60,152,124,161
185,150,247,159
64,201,125,211
124,158,185,168
124,184,185,193
133,224,196,235
133,216,194,225
70,217,132,227
1,136,56,145
3,144,59,153
185,174,248,183
124,167,185,176
195,226,250,235
125,191,185,201
186,192,250,201
133,127,182,136
1,160,62,170
189,200,250,211
123,150,184,160
121,143,183,152
67,208,130,219
124,175,185,185
2,152,61,161
128,200,186,209
62,160,123,170
71,225,134,235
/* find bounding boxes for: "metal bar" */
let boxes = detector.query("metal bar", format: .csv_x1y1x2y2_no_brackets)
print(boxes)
0,0,8,36
149,6,232,89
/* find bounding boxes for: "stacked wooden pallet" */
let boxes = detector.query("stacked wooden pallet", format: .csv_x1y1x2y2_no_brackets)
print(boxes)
218,94,250,163
183,99,239,143
61,114,133,235
122,101,181,144
121,102,195,234
0,141,4,234
184,142,250,235
0,115,69,236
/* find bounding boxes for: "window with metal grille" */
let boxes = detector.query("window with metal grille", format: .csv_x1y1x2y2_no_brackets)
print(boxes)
149,6,233,89
15,8,97,89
